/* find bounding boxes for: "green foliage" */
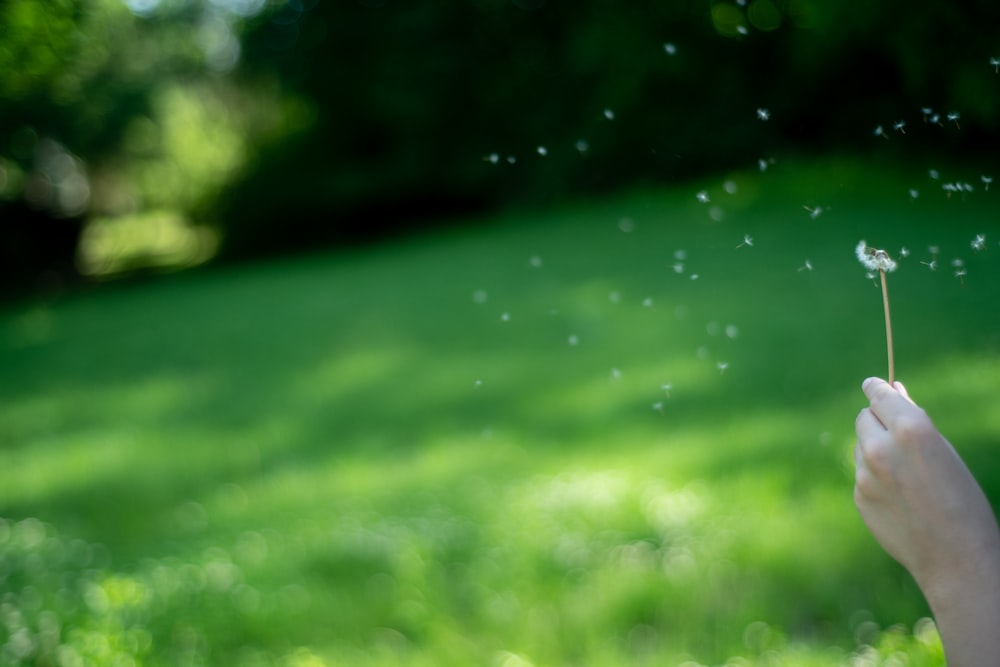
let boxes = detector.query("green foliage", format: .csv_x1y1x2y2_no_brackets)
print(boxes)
2,159,996,665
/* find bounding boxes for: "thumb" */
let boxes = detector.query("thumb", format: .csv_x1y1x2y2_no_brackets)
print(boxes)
893,380,916,405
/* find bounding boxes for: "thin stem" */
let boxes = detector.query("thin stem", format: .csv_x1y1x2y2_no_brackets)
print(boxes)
879,269,895,384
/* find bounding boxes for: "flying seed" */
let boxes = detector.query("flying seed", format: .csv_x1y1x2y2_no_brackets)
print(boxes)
982,175,993,191
893,120,906,133
972,234,986,252
537,146,548,156
797,259,813,272
736,234,753,248
643,297,654,307
756,108,770,121
603,109,615,121
575,139,589,153
947,112,961,128
717,361,729,374
909,189,919,200
664,42,677,56
500,312,510,322
673,262,685,274
991,56,1000,73
696,190,710,203
874,125,888,139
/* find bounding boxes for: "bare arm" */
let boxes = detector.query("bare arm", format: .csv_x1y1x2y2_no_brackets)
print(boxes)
854,377,1000,666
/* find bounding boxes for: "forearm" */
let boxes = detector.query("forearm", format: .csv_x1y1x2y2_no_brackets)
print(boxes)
920,542,1000,667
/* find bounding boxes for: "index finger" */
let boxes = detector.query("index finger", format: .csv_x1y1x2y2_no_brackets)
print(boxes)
862,376,915,427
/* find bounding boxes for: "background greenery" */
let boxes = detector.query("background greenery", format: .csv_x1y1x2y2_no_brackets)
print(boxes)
3,157,999,664
3,0,1000,665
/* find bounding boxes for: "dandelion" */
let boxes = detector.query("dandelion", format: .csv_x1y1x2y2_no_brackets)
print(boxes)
921,107,934,121
947,111,961,128
696,190,710,203
992,56,1000,73
972,234,987,252
893,120,907,134
856,240,898,383
929,113,942,126
982,175,993,191
736,234,753,248
756,108,770,121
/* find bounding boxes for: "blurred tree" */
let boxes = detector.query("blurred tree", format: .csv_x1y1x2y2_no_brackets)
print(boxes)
3,0,999,287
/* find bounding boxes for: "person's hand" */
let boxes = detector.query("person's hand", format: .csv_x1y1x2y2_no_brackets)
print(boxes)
854,377,999,586
855,377,1000,666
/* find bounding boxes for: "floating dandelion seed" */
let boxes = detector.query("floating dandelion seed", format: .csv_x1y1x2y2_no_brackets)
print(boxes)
756,108,770,121
982,175,993,191
899,247,910,258
929,113,942,126
758,158,769,172
474,379,483,387
642,297,654,307
893,120,907,133
618,217,635,233
725,324,739,339
473,289,489,304
506,155,517,164
528,255,543,268
921,259,938,271
603,109,615,121
804,205,826,219
972,234,987,252
947,111,961,128
874,125,889,140
485,153,500,164
500,312,511,322
537,146,548,156
737,25,749,35
611,368,622,381
664,42,677,55
798,259,813,272
673,262,685,274
928,169,940,180
991,56,1000,73
568,335,579,346
696,190,710,203
717,361,729,374
736,234,753,248
909,188,920,200
652,402,664,413
609,291,621,304
661,383,673,398
674,249,687,260
575,139,589,153
856,240,898,383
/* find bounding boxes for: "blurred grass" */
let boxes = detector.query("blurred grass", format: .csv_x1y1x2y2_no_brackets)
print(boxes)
2,155,998,665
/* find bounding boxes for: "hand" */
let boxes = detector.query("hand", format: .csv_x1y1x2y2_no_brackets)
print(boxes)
855,377,1000,666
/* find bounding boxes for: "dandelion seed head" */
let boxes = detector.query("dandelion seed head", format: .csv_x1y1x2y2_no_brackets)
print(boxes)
797,259,813,272
874,125,887,138
947,111,961,122
991,56,1000,71
856,240,897,273
758,158,769,172
690,274,700,280
652,402,664,413
486,153,500,164
893,120,906,132
736,234,753,248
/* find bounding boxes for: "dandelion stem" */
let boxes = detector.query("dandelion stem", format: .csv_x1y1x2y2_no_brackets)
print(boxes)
879,269,895,384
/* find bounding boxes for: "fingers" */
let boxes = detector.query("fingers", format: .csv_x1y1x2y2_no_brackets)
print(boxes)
862,377,916,428
894,381,916,405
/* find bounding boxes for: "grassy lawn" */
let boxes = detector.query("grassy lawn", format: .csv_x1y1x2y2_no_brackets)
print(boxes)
2,156,998,665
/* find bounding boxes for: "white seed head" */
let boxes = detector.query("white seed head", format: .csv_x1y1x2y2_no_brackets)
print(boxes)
856,240,897,273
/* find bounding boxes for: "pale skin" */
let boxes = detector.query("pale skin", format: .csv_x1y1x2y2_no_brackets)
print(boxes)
855,377,1000,666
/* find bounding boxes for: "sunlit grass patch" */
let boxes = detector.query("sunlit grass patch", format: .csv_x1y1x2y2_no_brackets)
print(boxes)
1,157,995,665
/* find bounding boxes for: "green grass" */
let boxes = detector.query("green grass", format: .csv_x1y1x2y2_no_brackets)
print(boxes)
3,156,998,665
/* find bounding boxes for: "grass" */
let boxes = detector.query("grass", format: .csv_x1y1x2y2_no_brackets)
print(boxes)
2,155,998,665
